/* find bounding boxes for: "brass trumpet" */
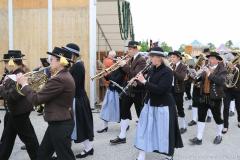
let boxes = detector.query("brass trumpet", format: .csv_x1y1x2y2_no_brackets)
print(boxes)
91,55,129,80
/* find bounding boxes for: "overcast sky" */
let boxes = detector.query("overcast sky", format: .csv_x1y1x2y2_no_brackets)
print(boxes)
128,0,240,50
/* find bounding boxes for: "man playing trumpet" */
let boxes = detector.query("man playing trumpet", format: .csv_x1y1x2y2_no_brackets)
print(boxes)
190,52,227,145
110,41,146,145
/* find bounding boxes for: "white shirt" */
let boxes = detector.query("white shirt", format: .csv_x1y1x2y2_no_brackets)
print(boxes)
209,64,218,70
133,52,140,60
172,61,181,86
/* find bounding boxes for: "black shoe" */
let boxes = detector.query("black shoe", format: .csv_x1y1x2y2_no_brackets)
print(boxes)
97,127,108,133
238,124,240,128
206,116,211,123
213,136,222,144
188,105,192,110
180,128,187,134
222,128,228,134
189,137,202,145
21,145,26,150
188,120,197,126
110,137,126,145
229,111,235,117
76,148,94,158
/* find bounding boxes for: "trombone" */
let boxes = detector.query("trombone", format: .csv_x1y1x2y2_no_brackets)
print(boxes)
91,55,129,81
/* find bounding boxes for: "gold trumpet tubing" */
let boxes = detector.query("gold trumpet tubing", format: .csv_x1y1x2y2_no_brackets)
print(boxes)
91,55,129,80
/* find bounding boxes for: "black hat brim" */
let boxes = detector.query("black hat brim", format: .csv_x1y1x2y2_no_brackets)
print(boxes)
125,45,138,48
149,52,165,57
62,46,80,57
168,52,182,59
47,52,74,63
0,58,26,62
206,55,223,61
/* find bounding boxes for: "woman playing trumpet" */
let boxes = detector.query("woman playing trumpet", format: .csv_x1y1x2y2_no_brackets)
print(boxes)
134,47,183,160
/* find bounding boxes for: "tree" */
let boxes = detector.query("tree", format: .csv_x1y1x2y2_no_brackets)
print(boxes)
160,42,173,52
207,43,216,51
139,40,149,52
178,44,186,52
225,40,233,49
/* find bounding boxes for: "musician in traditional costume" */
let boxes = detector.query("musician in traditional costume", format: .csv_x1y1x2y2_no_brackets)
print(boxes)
97,59,126,133
188,55,206,126
222,53,240,133
135,47,183,160
202,48,213,123
63,43,94,159
169,51,188,134
17,47,76,160
0,50,39,160
110,41,146,145
190,52,227,145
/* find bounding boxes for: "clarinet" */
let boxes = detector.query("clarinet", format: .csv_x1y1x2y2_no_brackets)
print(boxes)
119,62,152,98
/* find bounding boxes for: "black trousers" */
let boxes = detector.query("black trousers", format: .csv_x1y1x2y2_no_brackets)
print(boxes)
198,95,223,124
184,81,192,99
120,92,145,120
223,90,240,128
173,91,185,118
0,112,39,160
37,120,75,160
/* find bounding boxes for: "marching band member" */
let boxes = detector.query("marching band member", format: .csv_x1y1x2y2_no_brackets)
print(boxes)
97,59,126,133
135,47,183,160
188,54,206,126
63,43,94,159
110,41,146,145
190,52,227,145
17,47,76,160
222,54,240,134
203,48,213,122
0,50,39,160
169,51,188,134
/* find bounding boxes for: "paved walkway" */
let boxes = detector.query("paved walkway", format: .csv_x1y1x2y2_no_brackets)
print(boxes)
0,99,240,160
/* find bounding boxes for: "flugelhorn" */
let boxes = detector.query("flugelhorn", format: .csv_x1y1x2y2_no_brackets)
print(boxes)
91,55,129,80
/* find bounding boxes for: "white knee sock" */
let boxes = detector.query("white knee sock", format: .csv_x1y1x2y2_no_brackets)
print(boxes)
217,124,223,137
207,110,212,118
137,150,146,160
192,107,198,122
83,139,93,152
119,119,129,139
179,117,186,129
230,101,235,112
197,122,205,140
